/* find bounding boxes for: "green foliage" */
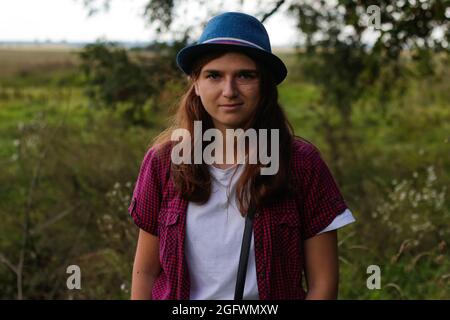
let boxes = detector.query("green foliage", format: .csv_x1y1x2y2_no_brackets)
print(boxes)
78,39,187,126
282,1,449,186
79,42,152,107
339,166,449,299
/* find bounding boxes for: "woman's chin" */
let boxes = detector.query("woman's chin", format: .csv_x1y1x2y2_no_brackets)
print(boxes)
219,120,246,130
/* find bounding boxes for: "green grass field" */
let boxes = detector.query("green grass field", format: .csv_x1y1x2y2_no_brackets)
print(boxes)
0,46,449,299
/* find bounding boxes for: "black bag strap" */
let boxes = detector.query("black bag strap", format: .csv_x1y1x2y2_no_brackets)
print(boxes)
234,206,256,300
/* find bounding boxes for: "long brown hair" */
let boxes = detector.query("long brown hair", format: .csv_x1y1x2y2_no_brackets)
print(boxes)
153,50,296,216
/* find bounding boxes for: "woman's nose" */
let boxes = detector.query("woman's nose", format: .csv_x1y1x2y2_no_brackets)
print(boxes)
222,78,238,98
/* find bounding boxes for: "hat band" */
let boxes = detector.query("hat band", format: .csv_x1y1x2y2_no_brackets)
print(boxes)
201,37,265,50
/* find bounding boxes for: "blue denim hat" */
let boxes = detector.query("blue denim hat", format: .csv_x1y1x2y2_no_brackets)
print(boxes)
176,12,287,84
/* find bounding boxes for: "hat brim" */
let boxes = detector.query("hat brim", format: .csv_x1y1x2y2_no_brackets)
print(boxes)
176,43,287,85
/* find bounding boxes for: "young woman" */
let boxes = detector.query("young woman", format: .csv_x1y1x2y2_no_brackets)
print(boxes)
129,12,355,300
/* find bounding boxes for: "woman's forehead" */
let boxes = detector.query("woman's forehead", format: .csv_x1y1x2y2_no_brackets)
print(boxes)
201,52,257,70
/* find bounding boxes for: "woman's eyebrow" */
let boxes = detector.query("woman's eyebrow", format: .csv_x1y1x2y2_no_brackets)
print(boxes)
202,69,221,74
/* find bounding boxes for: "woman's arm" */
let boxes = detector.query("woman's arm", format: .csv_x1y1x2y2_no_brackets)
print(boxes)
131,229,161,300
304,230,339,300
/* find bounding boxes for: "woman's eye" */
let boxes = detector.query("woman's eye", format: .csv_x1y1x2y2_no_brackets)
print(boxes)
206,73,220,79
238,73,256,79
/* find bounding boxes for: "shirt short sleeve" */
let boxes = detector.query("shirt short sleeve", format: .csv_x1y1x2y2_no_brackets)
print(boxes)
317,208,356,235
298,146,348,240
128,147,163,236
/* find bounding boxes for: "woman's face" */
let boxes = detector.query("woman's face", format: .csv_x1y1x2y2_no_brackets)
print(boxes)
194,52,260,132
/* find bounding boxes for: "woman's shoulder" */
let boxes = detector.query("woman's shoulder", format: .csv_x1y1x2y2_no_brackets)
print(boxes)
140,140,173,176
149,140,173,162
291,136,321,160
289,136,330,180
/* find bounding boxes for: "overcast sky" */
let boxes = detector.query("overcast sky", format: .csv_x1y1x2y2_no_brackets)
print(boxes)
0,0,301,46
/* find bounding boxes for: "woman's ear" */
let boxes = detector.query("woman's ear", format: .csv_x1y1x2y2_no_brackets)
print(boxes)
194,82,200,96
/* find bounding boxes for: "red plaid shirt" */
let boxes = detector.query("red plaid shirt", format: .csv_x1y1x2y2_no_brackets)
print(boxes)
128,138,348,299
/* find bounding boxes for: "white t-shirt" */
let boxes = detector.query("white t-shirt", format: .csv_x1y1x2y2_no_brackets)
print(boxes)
185,163,355,300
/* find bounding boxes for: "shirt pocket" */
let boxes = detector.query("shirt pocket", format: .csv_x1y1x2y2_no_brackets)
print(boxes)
268,203,304,294
274,210,300,227
271,208,302,258
158,208,182,267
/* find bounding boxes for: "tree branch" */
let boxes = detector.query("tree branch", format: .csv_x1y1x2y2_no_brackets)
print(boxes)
30,206,78,236
260,0,286,23
0,253,18,275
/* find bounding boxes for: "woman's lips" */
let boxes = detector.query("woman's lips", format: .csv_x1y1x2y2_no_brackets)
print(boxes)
219,103,243,110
